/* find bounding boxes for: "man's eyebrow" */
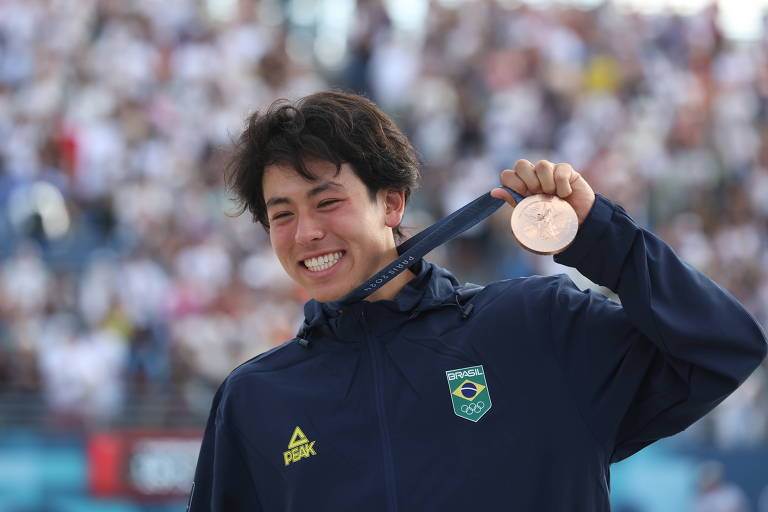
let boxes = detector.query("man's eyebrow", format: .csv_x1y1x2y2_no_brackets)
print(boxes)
265,181,345,209
307,181,344,198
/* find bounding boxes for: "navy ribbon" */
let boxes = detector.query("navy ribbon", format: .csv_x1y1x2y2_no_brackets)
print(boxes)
332,186,524,306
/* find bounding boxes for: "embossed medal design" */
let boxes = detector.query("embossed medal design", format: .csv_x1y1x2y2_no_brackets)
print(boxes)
510,194,578,255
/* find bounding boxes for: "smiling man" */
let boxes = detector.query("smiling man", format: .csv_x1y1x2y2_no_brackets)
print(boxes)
188,91,766,512
263,159,414,303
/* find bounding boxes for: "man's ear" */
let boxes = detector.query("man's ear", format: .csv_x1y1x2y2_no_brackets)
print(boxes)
382,188,406,228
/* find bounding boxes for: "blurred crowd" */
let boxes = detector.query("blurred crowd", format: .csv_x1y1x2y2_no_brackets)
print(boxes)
0,0,766,447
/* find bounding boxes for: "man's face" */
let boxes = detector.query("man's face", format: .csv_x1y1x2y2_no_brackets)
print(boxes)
263,160,403,303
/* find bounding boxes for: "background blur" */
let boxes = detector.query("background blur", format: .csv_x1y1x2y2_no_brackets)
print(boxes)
1,0,767,510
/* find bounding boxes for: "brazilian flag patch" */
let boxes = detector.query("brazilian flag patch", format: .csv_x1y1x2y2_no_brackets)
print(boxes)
445,365,492,422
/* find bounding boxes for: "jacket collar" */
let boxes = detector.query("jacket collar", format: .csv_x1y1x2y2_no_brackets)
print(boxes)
296,260,480,344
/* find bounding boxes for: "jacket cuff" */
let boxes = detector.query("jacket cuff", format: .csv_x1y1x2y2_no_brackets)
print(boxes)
553,194,614,270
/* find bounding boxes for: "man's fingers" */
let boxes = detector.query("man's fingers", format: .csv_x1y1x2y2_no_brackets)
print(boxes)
493,169,528,205
499,158,595,224
513,159,535,173
554,163,573,197
499,160,577,202
534,160,556,195
499,169,528,196
514,159,541,194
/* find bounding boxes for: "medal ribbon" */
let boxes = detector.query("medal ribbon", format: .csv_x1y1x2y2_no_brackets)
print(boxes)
332,186,524,306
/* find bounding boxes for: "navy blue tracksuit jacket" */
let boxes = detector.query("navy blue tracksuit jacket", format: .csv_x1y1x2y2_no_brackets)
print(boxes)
188,195,767,511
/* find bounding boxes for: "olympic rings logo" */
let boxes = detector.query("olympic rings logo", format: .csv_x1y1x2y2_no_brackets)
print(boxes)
460,401,485,415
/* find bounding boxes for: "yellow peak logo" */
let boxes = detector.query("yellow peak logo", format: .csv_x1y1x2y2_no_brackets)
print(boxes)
283,426,318,466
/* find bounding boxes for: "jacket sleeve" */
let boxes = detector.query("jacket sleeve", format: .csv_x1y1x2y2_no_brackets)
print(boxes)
187,383,263,511
549,194,767,462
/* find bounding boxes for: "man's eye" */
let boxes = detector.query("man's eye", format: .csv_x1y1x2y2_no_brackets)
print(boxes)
319,199,340,207
271,212,291,221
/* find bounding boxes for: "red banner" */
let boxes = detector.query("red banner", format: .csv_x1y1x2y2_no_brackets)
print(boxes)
88,430,202,500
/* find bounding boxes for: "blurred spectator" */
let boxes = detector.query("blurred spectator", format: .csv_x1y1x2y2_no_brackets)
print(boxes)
37,312,126,426
694,461,750,512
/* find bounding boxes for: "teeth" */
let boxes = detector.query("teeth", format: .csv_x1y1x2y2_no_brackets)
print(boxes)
303,251,343,272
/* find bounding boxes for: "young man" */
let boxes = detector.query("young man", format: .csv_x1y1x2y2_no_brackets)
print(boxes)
188,91,766,511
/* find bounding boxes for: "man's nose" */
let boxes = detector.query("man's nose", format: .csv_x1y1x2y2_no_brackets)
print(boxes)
294,214,325,244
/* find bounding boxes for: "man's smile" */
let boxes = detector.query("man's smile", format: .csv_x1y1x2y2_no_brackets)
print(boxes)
301,251,346,272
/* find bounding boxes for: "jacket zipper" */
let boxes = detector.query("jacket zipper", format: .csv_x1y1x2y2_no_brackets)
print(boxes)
361,309,399,511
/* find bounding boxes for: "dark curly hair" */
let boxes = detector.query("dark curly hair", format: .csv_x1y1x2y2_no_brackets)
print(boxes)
226,91,421,241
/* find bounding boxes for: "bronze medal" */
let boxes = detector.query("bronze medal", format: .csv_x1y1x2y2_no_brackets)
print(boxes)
510,194,578,255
